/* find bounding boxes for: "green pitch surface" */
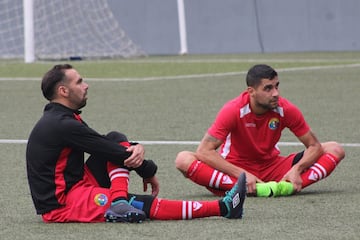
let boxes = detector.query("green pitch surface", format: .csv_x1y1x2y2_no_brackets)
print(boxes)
1,52,359,240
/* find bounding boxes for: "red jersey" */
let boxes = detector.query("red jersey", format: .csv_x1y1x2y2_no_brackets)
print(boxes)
208,91,310,169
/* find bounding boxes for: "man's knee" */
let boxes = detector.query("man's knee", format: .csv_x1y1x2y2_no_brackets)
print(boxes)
322,141,345,161
175,151,196,174
106,131,128,142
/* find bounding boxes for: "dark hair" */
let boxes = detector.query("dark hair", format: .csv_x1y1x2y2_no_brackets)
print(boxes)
41,64,73,100
246,64,278,87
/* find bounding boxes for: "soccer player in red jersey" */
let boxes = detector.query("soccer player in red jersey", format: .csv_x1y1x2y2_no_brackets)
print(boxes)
26,64,246,223
175,64,345,197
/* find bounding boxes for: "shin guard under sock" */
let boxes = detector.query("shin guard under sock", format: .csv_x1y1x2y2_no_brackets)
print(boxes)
301,153,340,188
149,198,221,220
187,160,236,193
107,162,129,202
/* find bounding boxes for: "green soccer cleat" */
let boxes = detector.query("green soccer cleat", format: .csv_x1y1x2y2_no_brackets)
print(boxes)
277,181,294,196
256,181,278,197
256,181,294,197
222,172,246,219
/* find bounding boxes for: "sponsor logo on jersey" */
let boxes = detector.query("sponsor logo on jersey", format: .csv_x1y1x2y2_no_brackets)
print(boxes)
94,193,108,206
245,122,256,128
268,118,280,130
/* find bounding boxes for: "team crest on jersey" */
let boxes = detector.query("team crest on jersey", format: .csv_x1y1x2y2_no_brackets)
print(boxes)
94,193,108,206
268,118,280,130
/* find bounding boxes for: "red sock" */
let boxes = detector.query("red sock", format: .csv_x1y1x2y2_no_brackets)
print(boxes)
187,160,236,193
106,141,132,202
301,153,341,188
149,198,221,220
107,162,129,202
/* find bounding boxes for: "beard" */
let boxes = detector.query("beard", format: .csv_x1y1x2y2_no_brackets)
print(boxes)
255,99,278,110
73,94,87,110
78,98,87,109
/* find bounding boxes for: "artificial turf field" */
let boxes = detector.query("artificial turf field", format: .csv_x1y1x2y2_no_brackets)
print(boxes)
0,52,359,240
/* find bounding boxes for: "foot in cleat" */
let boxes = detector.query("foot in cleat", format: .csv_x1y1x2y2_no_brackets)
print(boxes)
104,200,146,223
222,172,246,219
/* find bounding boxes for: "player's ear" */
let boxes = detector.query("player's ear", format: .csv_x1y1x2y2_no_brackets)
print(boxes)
247,86,255,96
57,85,69,97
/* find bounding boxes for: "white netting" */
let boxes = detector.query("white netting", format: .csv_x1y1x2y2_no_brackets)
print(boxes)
0,0,146,60
0,0,24,58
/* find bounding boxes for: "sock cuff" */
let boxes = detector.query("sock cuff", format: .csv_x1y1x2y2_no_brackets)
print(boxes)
324,152,340,165
186,160,201,178
111,198,128,205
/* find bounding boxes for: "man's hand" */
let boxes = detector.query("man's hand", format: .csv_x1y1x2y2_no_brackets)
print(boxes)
246,172,263,195
143,176,160,197
124,144,145,168
282,167,303,192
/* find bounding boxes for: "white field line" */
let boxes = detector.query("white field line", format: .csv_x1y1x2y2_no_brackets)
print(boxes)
120,58,360,63
0,63,359,82
0,139,359,147
1,63,359,147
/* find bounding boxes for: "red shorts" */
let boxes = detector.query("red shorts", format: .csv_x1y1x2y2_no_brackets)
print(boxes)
248,153,296,182
42,167,111,223
205,153,297,196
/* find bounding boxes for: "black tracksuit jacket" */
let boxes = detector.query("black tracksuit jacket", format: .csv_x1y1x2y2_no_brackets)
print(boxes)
26,102,156,214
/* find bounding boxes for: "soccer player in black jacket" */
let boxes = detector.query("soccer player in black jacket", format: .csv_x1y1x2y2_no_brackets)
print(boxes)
26,64,246,223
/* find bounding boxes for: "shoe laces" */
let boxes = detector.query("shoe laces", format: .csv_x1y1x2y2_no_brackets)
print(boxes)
224,184,239,202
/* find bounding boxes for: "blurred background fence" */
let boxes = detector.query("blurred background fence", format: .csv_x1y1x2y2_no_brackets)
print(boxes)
1,0,359,61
